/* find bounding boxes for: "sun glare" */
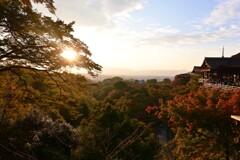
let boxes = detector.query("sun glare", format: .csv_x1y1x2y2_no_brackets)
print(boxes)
61,49,77,61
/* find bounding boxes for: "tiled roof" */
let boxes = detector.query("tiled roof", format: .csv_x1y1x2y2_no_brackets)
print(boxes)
203,57,230,69
192,66,201,73
192,52,240,73
229,58,240,67
231,53,240,58
202,53,240,69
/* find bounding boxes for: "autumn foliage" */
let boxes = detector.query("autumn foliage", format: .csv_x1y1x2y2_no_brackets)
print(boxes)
147,87,240,159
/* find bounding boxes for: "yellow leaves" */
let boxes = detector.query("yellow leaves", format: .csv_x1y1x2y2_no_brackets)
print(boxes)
0,69,96,125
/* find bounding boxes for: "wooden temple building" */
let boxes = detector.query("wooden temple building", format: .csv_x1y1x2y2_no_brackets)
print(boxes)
192,50,240,85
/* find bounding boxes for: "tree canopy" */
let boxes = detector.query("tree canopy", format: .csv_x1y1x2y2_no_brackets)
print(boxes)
148,87,240,160
0,1,165,159
0,0,101,76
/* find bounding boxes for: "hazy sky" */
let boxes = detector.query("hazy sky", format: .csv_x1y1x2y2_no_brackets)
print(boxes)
39,0,240,72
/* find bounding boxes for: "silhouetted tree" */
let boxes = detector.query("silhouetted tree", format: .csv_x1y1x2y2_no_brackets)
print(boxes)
0,0,101,76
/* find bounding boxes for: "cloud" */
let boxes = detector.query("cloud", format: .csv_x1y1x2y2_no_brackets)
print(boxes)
53,0,147,27
204,0,240,26
139,24,240,45
74,22,240,50
103,0,146,16
58,0,240,49
146,25,180,34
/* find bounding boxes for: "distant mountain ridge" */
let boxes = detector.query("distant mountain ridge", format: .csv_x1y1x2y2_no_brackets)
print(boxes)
85,67,189,82
101,67,189,77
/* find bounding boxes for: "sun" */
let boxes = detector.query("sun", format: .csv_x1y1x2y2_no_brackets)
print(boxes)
61,49,77,61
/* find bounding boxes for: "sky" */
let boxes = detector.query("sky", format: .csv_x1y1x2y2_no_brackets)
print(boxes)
38,0,240,75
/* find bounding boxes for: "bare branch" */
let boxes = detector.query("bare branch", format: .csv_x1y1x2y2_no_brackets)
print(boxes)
106,121,158,160
45,71,62,95
0,143,37,160
10,69,30,93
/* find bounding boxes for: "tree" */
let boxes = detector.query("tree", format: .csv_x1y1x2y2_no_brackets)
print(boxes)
0,70,98,126
73,105,159,160
0,70,101,159
18,0,56,14
162,78,171,84
0,110,76,160
114,81,128,90
149,88,240,159
0,0,101,76
146,79,158,85
172,73,190,86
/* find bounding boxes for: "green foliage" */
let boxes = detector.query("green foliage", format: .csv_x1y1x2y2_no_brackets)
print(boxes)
92,77,175,124
93,77,124,100
146,79,158,85
162,78,171,84
0,70,97,126
0,73,162,159
0,1,170,159
114,81,128,90
73,105,159,160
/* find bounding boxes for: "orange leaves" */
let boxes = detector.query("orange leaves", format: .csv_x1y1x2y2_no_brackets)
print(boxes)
145,106,158,114
147,87,240,134
146,82,240,158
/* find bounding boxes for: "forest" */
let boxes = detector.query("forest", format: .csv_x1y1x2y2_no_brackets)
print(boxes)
0,0,240,159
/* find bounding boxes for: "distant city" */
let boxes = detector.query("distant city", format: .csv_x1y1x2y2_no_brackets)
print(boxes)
102,67,188,76
85,67,189,82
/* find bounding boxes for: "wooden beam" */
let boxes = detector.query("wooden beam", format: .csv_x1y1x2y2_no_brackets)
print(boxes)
231,115,240,121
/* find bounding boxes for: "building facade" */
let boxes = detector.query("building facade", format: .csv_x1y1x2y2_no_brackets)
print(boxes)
192,52,240,85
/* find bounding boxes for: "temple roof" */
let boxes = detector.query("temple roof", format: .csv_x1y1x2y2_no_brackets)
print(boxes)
192,66,202,73
229,57,240,67
203,57,230,69
203,52,240,69
192,52,240,73
231,52,240,58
